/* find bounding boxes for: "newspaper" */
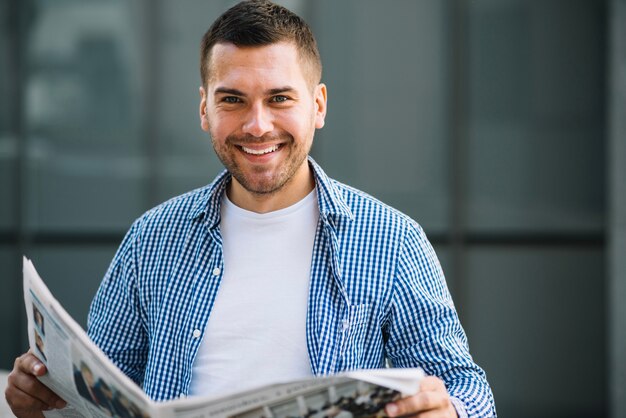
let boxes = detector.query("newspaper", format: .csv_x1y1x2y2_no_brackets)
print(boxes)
23,256,425,418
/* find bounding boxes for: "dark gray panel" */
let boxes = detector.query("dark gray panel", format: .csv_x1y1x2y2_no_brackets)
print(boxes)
0,0,16,232
0,248,23,370
464,247,606,418
466,0,605,233
0,146,15,231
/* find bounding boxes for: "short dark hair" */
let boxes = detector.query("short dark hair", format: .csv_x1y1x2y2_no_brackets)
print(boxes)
200,0,322,88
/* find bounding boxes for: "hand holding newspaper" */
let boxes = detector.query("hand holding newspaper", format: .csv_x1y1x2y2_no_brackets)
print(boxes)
23,256,425,418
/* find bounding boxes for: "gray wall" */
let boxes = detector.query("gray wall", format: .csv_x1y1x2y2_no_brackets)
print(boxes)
0,0,617,417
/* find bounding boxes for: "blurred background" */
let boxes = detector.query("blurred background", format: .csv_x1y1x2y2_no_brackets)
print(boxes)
0,0,624,417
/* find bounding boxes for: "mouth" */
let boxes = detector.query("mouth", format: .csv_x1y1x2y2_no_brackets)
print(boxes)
238,144,282,156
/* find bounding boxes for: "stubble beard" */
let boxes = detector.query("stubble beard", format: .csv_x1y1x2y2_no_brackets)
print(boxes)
211,132,311,197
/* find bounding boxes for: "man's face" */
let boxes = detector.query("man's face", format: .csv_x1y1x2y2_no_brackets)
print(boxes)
199,42,327,197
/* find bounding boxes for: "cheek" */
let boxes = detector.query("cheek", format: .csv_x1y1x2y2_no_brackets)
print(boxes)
281,107,317,135
206,113,235,139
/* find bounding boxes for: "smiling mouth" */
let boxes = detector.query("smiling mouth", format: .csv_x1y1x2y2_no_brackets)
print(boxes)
239,144,282,155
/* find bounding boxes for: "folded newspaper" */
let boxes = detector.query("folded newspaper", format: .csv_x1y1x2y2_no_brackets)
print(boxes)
23,256,425,418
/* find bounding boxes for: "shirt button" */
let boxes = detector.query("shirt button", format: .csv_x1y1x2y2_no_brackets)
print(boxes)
212,267,221,276
192,329,201,338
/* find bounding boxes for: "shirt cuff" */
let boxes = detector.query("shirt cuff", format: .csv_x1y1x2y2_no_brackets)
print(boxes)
450,396,468,418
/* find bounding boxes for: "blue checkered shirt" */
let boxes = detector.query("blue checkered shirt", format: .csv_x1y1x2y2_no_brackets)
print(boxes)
87,157,496,417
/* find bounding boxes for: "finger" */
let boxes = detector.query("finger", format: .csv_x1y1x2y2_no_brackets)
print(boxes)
16,352,47,377
5,384,49,418
418,376,447,392
8,359,66,410
7,369,67,410
412,410,451,418
408,401,458,418
386,391,447,416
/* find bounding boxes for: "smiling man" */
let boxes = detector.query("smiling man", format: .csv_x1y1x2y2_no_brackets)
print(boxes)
6,2,496,418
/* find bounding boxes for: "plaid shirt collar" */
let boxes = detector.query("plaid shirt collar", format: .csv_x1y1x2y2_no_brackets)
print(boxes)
187,156,355,228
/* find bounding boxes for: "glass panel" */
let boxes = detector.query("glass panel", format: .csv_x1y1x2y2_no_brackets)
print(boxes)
24,0,146,231
0,1,16,232
0,248,22,369
30,245,119,330
312,0,450,233
466,0,605,233
0,142,15,232
0,149,17,231
464,247,605,418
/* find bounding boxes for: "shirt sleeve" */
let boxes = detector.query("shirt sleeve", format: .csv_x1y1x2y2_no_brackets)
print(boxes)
87,220,149,386
384,222,497,417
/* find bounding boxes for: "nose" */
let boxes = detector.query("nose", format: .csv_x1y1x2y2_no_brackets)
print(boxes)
242,103,273,137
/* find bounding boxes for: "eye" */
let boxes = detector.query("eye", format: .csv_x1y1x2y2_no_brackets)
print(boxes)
270,95,289,103
222,96,242,104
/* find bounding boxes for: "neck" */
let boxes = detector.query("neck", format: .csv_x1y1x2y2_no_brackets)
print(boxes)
227,162,315,213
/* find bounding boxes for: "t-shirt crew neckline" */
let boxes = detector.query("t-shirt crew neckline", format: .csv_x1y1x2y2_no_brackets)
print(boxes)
221,188,317,220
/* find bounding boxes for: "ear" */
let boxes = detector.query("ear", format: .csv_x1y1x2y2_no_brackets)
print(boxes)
314,83,327,129
199,86,210,132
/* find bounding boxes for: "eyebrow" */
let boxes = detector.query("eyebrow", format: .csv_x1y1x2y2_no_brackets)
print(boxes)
213,86,296,97
214,87,245,96
267,87,296,95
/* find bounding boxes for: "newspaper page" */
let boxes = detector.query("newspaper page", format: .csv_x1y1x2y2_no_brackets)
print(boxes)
23,256,425,418
24,257,153,418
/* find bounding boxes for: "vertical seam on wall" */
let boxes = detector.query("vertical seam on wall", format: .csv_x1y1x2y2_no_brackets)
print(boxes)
142,0,160,208
12,0,30,358
449,0,469,315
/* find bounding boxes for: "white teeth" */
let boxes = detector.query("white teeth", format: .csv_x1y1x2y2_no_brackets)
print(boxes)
241,145,280,155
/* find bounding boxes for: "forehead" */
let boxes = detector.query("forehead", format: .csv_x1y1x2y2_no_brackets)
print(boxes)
207,42,309,89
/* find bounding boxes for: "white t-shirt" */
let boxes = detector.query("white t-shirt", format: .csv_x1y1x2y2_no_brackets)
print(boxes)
188,189,319,397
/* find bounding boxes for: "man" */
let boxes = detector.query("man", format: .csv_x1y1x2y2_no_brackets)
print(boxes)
5,1,496,417
72,362,97,406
